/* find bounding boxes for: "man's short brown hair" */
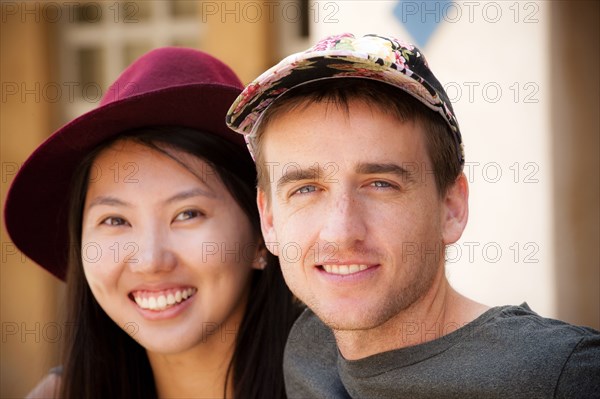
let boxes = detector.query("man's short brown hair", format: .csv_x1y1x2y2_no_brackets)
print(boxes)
251,79,463,198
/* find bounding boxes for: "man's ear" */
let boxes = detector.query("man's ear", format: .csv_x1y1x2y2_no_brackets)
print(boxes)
442,173,469,245
257,188,279,256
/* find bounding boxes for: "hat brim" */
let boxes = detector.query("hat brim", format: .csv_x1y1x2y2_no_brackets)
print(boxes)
226,49,463,166
4,83,243,280
227,52,453,136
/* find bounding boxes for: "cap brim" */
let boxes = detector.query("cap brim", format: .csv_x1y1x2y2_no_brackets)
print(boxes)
226,51,447,137
4,84,243,280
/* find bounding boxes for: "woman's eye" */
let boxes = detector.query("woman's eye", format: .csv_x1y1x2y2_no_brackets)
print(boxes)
101,217,128,226
174,210,203,221
294,185,317,195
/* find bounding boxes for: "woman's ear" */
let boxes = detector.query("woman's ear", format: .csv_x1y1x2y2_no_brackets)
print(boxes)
257,188,279,256
442,173,469,245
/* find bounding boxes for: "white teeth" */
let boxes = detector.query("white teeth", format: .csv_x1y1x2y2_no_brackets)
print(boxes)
322,264,370,275
157,295,167,309
134,288,196,311
167,294,175,305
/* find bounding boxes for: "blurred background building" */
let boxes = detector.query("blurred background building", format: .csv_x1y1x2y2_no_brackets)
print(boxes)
1,1,598,397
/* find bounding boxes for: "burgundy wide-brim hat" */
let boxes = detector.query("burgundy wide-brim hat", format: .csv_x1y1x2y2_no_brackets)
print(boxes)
4,47,245,280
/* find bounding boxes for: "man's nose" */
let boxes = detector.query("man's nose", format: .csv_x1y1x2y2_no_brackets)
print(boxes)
318,191,367,249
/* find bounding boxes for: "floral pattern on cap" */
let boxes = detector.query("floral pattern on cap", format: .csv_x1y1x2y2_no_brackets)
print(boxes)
226,33,464,164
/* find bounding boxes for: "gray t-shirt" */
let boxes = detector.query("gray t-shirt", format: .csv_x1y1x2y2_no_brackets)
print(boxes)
284,304,600,398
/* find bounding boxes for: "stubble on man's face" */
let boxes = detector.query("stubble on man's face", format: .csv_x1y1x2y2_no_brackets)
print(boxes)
258,99,447,333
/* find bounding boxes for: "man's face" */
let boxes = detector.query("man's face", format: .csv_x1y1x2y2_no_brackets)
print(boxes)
258,99,467,331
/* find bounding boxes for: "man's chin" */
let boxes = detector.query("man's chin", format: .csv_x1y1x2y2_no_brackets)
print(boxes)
314,306,385,332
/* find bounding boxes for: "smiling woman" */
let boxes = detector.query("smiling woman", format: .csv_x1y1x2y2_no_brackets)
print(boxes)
3,48,300,399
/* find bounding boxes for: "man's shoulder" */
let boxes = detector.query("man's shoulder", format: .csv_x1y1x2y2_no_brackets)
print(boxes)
285,307,342,359
284,308,350,399
474,303,600,343
336,304,599,398
282,305,600,398
474,304,600,397
450,303,599,370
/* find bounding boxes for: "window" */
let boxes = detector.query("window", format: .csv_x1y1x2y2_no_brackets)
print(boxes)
59,0,201,122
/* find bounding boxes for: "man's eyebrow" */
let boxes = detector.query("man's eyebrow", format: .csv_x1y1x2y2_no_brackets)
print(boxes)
275,162,417,189
356,162,416,182
276,166,320,189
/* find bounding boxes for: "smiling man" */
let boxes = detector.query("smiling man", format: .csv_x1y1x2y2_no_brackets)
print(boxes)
226,33,599,398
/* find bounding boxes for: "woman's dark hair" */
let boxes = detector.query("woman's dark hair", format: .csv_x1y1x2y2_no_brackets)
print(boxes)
60,126,301,398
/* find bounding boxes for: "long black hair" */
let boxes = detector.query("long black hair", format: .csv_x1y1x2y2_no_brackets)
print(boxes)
60,126,301,398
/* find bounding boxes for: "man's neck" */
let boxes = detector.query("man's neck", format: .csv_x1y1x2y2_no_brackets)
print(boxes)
333,270,489,360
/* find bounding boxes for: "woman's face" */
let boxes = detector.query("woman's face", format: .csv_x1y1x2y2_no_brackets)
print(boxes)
81,140,259,355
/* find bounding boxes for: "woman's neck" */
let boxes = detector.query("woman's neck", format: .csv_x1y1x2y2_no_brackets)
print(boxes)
147,329,237,399
146,281,251,398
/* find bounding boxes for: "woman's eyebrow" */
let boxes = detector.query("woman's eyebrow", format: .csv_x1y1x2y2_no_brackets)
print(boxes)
87,195,131,210
87,187,216,211
163,187,217,204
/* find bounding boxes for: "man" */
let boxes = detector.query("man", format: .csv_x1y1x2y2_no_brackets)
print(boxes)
226,33,599,398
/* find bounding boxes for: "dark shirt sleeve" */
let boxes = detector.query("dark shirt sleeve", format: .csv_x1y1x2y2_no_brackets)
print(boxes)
554,333,600,398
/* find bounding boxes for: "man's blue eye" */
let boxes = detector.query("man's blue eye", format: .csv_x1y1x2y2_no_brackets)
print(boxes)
372,181,391,188
296,185,317,194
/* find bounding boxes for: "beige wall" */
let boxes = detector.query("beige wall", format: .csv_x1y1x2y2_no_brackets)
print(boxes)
1,15,63,399
551,1,600,329
202,8,275,84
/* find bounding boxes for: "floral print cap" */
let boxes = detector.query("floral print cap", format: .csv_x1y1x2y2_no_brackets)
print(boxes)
226,33,464,164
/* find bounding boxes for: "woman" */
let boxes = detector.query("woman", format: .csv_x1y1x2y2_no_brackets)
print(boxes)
4,48,300,398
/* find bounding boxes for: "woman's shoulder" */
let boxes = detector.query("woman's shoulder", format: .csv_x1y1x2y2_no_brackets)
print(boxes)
25,368,62,399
